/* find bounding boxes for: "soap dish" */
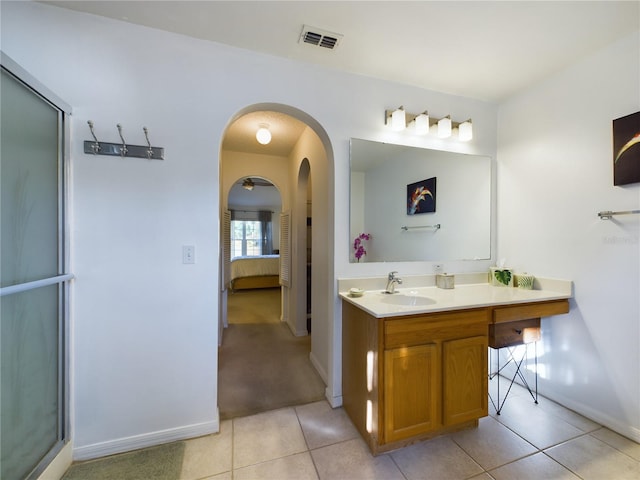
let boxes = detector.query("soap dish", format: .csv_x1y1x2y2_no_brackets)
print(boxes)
349,288,364,297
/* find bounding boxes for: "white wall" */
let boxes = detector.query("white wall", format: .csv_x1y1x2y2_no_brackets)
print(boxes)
498,31,640,441
360,149,491,262
1,1,497,457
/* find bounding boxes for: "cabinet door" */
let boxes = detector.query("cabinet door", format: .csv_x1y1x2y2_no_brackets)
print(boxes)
384,344,439,443
443,336,488,425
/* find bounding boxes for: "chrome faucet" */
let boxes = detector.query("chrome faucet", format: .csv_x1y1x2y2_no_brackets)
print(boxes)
385,271,402,294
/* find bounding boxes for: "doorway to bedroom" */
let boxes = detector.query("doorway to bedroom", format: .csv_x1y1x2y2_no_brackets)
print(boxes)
218,108,325,419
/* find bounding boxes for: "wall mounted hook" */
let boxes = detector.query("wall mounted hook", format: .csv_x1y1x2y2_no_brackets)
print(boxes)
116,124,128,157
87,120,101,154
143,127,153,159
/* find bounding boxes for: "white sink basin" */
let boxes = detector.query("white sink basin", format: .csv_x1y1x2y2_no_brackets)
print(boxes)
380,294,436,306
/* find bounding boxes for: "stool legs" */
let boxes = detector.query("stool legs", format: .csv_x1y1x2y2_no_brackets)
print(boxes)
489,342,538,415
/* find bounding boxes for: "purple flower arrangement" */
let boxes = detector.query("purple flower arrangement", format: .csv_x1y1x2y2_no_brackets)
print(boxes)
353,233,371,262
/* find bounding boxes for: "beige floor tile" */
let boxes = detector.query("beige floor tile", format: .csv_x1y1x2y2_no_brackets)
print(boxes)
234,452,318,480
493,396,584,449
233,407,307,469
468,474,494,480
489,452,579,480
180,420,233,480
311,438,404,480
451,416,537,470
390,435,483,480
202,472,232,480
535,398,601,433
295,401,359,450
545,435,640,480
590,428,640,461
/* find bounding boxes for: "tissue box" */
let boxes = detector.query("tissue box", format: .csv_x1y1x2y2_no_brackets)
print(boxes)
490,267,513,287
515,273,535,290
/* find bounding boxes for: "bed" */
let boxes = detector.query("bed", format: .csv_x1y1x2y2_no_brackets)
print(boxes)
230,254,280,291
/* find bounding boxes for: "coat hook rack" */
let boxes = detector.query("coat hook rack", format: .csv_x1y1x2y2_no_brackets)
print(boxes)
84,121,164,160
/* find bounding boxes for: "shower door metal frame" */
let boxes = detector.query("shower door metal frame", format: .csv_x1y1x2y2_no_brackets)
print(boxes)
1,51,73,480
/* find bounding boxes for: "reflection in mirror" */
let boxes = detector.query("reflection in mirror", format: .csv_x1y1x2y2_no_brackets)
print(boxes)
350,139,492,263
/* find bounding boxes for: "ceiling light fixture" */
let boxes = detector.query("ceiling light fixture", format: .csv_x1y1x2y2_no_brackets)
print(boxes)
256,123,271,145
242,178,255,191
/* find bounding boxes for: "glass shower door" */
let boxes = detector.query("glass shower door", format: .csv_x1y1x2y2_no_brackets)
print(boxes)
1,58,71,480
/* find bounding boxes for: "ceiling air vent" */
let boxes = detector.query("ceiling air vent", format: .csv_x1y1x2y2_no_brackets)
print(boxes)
300,25,343,50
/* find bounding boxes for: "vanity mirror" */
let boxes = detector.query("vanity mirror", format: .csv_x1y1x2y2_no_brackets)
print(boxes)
350,139,492,263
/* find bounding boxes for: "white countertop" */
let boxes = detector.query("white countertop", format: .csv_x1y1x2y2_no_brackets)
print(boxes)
339,282,572,318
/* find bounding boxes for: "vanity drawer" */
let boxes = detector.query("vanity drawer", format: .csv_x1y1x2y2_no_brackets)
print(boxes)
492,300,569,324
385,309,488,349
489,318,540,348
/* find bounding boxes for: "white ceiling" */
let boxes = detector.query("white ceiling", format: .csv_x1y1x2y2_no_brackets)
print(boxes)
43,0,639,153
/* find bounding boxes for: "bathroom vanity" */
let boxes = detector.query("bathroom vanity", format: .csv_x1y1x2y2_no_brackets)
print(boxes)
339,279,571,454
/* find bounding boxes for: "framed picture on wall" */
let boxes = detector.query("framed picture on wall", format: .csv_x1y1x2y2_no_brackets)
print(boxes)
613,111,640,186
407,177,436,215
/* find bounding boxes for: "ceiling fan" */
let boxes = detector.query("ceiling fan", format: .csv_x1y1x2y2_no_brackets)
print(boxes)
240,178,274,190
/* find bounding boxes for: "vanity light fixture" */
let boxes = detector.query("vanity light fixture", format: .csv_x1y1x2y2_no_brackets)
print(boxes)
242,178,255,191
256,123,271,145
384,107,473,141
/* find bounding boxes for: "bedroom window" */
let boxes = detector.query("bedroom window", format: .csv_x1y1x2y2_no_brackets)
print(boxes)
231,220,262,258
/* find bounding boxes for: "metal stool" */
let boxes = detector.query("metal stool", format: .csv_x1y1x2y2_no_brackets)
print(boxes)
488,318,541,415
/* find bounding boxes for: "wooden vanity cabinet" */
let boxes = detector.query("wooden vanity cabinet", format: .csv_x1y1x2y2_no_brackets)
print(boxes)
342,295,570,454
383,343,439,442
342,302,489,452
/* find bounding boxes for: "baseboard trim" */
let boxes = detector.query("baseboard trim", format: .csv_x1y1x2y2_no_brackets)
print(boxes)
309,350,327,384
73,417,219,461
499,373,640,443
37,441,73,480
326,389,343,408
541,389,640,443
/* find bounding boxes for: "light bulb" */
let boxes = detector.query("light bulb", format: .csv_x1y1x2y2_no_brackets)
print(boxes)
437,116,452,138
458,120,473,141
256,125,271,145
414,112,429,135
390,107,406,131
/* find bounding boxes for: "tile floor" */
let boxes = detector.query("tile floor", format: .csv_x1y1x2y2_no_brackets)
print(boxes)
81,380,640,480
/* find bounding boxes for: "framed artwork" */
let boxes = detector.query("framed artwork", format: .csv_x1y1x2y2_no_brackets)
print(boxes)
613,111,640,186
407,177,436,215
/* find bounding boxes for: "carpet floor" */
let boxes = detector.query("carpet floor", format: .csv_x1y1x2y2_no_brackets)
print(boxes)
219,288,325,419
227,288,281,324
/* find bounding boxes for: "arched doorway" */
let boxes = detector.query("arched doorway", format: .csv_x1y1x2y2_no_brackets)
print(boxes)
218,104,334,417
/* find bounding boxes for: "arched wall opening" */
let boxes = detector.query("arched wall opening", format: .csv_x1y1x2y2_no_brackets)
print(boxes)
218,103,335,406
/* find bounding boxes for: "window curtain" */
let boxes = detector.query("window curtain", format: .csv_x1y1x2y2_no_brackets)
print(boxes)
258,210,273,254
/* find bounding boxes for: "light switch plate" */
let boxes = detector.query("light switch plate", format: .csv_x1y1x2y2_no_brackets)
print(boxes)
182,245,195,264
